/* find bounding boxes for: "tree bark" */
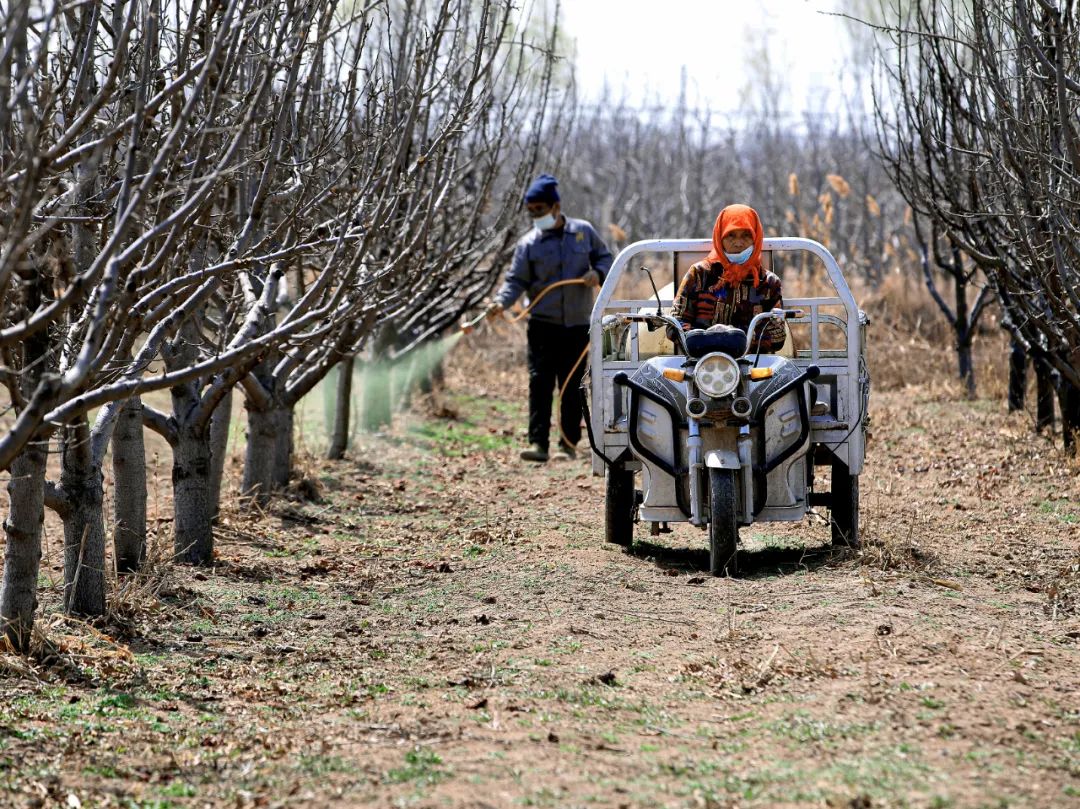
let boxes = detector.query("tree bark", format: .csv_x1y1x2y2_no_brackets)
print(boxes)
958,338,976,401
1060,378,1080,456
173,423,214,565
328,356,354,460
952,270,976,400
1008,338,1026,412
61,420,107,616
165,321,215,565
111,396,147,572
1,441,48,652
208,386,233,522
1035,357,1057,433
2,243,54,647
242,403,293,503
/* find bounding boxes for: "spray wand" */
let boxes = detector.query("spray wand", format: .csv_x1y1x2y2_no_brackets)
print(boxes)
459,277,589,334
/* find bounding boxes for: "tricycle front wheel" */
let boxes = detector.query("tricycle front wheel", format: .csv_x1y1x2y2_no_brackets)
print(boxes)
708,467,738,576
605,466,635,546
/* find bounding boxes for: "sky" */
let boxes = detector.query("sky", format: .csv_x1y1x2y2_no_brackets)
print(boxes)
560,0,860,120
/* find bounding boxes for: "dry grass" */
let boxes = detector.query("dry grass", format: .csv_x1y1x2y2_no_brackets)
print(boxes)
858,506,937,574
1047,556,1080,619
104,531,177,635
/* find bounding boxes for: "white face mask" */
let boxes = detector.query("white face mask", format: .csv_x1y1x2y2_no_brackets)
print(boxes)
533,212,557,230
724,245,754,265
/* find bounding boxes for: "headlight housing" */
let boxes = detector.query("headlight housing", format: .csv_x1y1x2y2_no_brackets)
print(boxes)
694,352,740,398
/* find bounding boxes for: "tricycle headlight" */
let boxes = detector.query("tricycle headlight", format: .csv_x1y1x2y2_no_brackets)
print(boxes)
694,352,740,398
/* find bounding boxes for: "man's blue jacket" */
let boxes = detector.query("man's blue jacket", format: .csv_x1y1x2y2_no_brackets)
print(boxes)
495,216,614,327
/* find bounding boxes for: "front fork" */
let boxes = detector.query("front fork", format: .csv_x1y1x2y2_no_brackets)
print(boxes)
738,424,753,523
687,418,704,526
689,418,754,528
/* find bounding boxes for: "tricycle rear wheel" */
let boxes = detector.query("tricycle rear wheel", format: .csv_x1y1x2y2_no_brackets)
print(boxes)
605,466,635,546
708,468,738,576
830,461,860,548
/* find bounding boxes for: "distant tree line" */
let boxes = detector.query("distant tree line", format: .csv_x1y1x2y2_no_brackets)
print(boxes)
553,88,909,284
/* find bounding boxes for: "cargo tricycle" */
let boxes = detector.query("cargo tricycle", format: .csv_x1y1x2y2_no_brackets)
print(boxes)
585,238,870,575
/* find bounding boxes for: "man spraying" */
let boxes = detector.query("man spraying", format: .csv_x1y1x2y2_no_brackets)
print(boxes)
489,174,614,462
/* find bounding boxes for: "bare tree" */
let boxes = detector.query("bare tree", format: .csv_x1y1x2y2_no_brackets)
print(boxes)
0,0,566,647
911,216,993,399
873,0,1080,449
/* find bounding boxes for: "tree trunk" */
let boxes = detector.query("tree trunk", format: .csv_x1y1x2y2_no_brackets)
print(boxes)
274,407,293,487
1060,378,1080,456
1,441,48,652
2,248,53,648
1035,357,1057,432
164,321,215,564
208,387,233,522
173,423,214,565
328,356,354,460
957,338,976,401
111,396,147,573
242,404,293,503
953,272,976,400
61,420,107,617
1008,338,1026,412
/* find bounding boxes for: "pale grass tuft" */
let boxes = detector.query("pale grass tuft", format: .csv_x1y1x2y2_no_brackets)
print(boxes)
286,445,325,503
106,531,176,631
817,192,835,227
858,508,936,573
826,173,851,197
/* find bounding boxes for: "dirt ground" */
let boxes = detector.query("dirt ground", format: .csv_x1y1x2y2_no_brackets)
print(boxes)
2,327,1079,809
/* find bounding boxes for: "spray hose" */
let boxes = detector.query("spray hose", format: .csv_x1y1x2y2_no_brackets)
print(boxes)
461,277,591,451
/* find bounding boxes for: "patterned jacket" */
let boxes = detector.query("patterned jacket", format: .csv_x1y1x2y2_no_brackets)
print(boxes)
671,261,786,351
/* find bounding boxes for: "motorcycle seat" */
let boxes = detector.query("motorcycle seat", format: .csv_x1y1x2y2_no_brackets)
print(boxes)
684,325,747,359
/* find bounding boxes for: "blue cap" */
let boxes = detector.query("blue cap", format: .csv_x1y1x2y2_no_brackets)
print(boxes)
524,173,559,204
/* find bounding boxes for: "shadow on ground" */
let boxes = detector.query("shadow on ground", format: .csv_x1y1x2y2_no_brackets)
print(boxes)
626,538,850,578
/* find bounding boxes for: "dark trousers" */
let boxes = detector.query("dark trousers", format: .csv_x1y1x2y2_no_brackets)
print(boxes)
526,320,590,450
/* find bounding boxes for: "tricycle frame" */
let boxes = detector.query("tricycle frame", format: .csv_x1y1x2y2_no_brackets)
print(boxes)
588,237,868,486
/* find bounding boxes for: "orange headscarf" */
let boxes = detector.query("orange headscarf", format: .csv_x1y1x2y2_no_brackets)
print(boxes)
706,204,764,287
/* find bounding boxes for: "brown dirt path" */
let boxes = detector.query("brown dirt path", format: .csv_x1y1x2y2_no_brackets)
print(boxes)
2,341,1079,809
